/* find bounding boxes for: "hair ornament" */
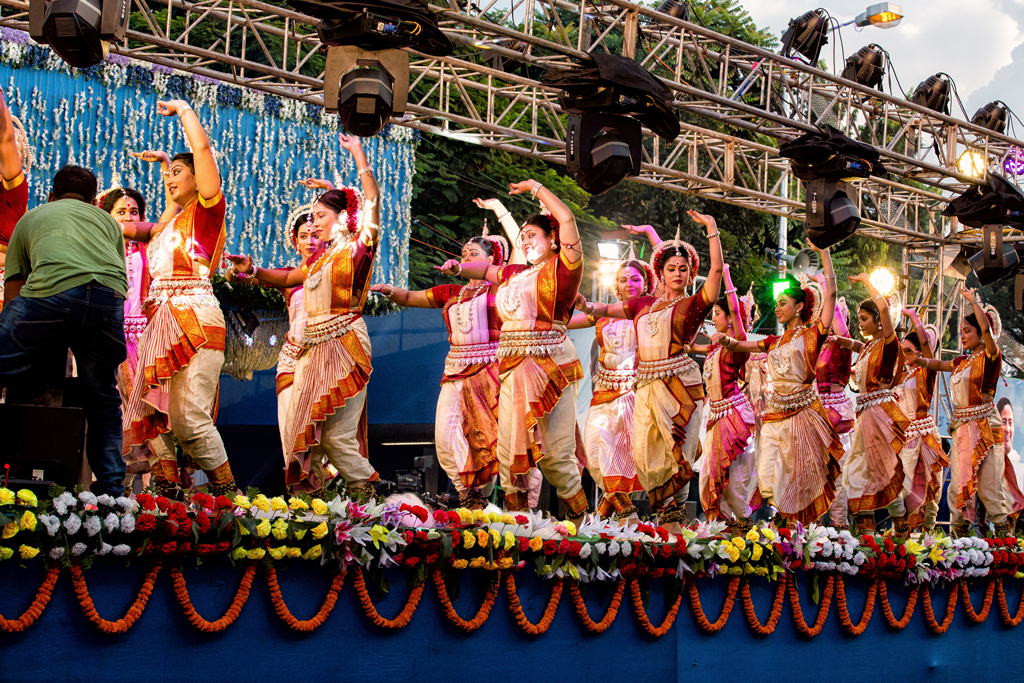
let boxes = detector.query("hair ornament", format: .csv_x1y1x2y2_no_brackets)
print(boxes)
983,303,1002,339
649,224,699,284
95,172,123,206
481,217,510,266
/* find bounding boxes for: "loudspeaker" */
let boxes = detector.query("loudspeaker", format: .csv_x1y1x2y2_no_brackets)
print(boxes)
0,404,84,492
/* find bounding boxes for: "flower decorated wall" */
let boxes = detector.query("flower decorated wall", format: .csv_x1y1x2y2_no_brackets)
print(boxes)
0,28,415,286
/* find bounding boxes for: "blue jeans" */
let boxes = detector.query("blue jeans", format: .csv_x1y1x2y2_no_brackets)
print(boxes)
0,283,127,496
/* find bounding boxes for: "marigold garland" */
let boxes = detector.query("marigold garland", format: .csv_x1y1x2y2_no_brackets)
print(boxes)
630,578,683,637
70,561,162,634
786,572,833,638
171,562,255,632
835,576,877,635
921,584,958,634
688,575,739,633
878,580,918,630
505,572,562,636
0,565,60,633
996,578,1024,627
353,567,424,629
740,578,786,635
958,580,994,623
431,568,497,632
266,566,346,632
569,579,625,634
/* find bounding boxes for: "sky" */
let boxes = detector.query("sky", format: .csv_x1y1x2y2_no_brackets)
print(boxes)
739,0,1024,132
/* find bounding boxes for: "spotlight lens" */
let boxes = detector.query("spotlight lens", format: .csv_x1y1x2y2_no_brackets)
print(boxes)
598,241,620,260
956,150,988,179
869,266,897,296
1004,146,1024,177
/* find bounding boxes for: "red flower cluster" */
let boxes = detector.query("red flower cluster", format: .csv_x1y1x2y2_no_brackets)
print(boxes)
988,537,1023,577
431,510,463,528
399,503,429,523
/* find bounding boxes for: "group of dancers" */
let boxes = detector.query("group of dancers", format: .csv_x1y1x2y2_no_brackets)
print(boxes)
0,89,1019,538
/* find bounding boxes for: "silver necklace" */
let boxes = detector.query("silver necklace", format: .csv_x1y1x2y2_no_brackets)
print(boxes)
453,282,489,334
644,294,685,337
498,261,543,315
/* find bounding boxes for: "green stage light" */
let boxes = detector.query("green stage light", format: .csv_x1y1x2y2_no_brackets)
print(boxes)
773,280,790,300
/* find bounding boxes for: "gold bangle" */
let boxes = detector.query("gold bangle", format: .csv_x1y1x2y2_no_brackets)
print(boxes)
358,166,372,177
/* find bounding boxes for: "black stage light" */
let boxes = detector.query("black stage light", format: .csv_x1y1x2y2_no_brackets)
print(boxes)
804,179,860,249
289,0,450,137
943,172,1024,228
968,241,1022,286
566,112,642,196
842,44,885,90
911,74,950,115
324,46,409,136
29,0,130,69
972,101,1008,134
655,0,690,21
780,10,829,66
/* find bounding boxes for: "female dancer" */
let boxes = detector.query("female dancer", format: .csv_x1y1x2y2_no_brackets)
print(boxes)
885,308,946,532
916,288,1024,536
120,100,237,498
817,292,855,527
686,265,758,527
828,274,909,533
578,212,723,532
437,179,588,523
713,246,841,526
371,230,508,509
227,134,380,498
226,207,322,468
569,250,653,519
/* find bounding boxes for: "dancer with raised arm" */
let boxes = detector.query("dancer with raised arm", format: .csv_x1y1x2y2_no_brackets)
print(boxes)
816,288,855,528
887,308,946,533
577,211,723,533
568,247,653,520
226,135,380,498
687,265,759,529
712,245,842,526
226,206,322,468
372,228,509,509
120,99,237,498
915,288,1024,537
436,179,588,523
828,274,909,534
0,90,30,308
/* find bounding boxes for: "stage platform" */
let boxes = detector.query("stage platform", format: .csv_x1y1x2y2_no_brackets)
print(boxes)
2,559,1021,683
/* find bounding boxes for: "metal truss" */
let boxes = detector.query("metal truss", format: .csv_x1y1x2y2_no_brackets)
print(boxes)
2,0,1023,250
0,0,1010,372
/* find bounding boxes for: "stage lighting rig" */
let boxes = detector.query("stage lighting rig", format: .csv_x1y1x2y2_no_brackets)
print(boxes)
287,0,452,136
544,54,679,194
910,74,951,115
780,10,829,66
779,125,887,248
943,173,1024,229
842,44,885,90
972,101,1008,134
655,0,689,21
29,0,130,69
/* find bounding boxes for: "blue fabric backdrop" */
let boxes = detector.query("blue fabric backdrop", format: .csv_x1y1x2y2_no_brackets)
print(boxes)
0,27,415,285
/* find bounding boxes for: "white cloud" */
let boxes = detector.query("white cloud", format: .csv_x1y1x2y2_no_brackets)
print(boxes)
741,0,1022,112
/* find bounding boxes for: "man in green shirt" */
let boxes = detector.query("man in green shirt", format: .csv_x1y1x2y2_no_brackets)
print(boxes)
0,165,128,497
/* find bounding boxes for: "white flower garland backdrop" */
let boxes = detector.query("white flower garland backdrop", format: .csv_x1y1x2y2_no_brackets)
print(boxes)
0,28,415,286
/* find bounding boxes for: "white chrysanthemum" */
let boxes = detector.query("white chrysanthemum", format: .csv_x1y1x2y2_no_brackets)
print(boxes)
63,515,82,535
71,542,88,556
49,547,65,560
83,516,102,537
120,515,135,534
78,491,98,506
103,513,120,533
112,544,131,556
